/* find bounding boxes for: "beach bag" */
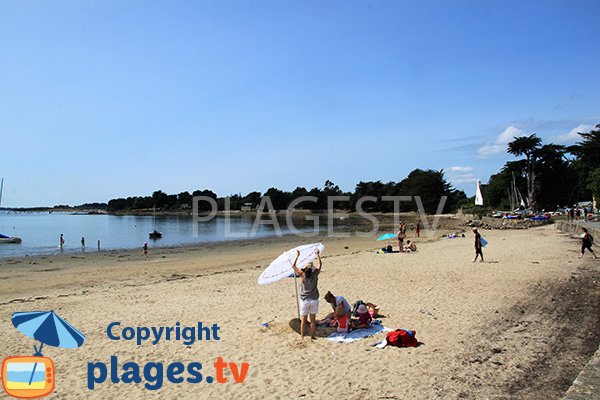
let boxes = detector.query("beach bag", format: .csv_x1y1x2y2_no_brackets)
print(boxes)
386,329,418,347
480,237,488,247
352,300,366,317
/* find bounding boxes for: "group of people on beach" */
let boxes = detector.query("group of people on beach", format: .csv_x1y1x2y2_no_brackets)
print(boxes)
396,222,420,252
59,234,100,252
291,249,377,340
568,207,592,222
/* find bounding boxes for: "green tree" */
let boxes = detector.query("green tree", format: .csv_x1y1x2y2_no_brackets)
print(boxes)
177,191,192,207
243,191,262,206
263,187,291,210
399,169,460,213
507,134,542,210
567,124,600,204
151,190,169,209
587,167,600,210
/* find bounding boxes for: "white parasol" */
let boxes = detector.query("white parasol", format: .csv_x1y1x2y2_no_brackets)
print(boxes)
258,243,324,285
258,243,325,320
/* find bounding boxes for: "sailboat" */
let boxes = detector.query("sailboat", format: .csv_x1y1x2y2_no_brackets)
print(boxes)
510,172,527,210
0,178,22,244
475,180,484,206
149,205,162,239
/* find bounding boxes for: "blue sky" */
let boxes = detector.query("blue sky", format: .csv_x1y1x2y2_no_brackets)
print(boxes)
1,1,599,207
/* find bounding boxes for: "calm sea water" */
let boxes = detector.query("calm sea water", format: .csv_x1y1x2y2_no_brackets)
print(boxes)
0,211,308,258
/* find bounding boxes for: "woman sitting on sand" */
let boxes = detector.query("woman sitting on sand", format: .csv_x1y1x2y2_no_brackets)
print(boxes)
318,291,351,325
292,249,322,340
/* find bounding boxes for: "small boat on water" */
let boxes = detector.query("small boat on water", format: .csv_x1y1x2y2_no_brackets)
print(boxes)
0,178,22,244
0,233,22,244
149,229,162,239
149,205,162,239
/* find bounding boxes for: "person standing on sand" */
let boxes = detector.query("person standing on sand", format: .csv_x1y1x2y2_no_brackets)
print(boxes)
142,242,148,257
415,222,421,238
579,227,597,259
472,227,484,262
397,223,406,253
292,249,322,340
60,234,64,248
81,237,85,253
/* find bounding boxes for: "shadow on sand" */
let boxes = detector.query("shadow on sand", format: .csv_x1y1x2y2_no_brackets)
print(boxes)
288,318,336,338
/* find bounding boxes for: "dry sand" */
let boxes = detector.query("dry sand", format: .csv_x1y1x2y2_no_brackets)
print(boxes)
0,225,598,399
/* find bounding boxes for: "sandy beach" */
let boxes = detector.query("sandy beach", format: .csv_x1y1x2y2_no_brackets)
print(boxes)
0,224,598,399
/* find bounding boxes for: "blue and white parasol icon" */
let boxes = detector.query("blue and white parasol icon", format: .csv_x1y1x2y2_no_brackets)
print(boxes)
12,310,85,355
11,310,85,386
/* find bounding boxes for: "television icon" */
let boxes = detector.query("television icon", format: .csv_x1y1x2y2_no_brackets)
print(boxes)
2,356,55,399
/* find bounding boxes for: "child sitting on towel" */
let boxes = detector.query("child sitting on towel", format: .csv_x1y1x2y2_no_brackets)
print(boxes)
352,304,372,329
330,304,350,333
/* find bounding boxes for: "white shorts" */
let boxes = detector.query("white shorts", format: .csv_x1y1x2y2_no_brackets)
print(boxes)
300,299,319,316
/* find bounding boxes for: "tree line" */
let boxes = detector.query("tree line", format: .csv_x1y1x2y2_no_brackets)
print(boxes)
107,169,468,214
485,124,600,211
106,124,600,214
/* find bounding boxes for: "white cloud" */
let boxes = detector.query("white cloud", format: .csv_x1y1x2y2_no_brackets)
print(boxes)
447,166,478,185
448,166,473,173
552,124,593,144
496,126,523,145
477,126,523,158
451,176,478,184
476,144,505,158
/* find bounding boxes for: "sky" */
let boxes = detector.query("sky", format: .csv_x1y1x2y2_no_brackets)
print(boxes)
1,0,599,207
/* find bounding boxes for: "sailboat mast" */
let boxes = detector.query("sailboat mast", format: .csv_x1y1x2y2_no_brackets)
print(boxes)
0,178,3,208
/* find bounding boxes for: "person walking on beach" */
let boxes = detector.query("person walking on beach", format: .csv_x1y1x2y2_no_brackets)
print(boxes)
472,227,484,262
60,234,64,248
579,227,597,259
97,240,101,251
292,249,322,340
81,237,85,253
142,242,148,257
415,222,421,238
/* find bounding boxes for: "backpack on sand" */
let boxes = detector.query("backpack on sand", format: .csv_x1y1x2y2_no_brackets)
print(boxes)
386,329,419,347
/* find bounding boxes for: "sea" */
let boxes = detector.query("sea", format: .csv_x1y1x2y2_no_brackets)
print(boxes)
0,211,311,258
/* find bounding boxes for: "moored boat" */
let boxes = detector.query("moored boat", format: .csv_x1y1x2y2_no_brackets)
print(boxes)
0,179,22,244
0,233,22,244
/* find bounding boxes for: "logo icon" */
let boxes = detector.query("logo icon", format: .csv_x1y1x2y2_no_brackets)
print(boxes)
2,311,85,398
2,356,54,399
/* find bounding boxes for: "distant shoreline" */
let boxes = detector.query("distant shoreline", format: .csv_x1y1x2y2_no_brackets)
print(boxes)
0,213,457,260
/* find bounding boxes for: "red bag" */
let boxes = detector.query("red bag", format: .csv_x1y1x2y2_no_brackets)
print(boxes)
386,329,418,347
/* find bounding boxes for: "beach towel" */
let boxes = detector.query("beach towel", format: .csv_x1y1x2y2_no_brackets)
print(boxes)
326,324,391,343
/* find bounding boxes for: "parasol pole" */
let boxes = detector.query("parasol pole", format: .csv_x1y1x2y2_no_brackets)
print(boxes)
293,274,300,321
